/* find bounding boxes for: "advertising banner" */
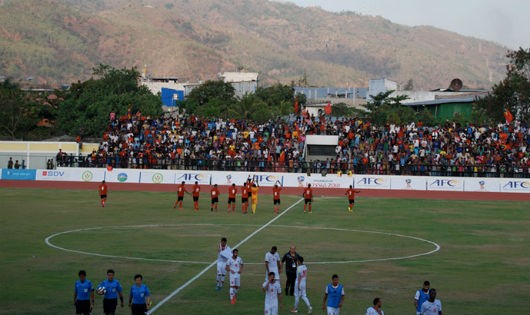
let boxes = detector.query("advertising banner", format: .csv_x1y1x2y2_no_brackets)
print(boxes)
464,178,500,192
390,176,427,190
353,175,391,189
1,168,36,180
140,170,178,184
499,179,530,193
104,168,141,183
282,173,353,189
426,177,464,191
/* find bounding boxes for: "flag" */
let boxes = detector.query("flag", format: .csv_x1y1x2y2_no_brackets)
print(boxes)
504,109,514,124
324,102,332,115
294,96,299,114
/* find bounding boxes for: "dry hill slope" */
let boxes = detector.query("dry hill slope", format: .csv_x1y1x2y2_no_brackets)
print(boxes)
0,0,508,89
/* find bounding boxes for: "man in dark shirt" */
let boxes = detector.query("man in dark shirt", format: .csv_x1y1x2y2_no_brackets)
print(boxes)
281,245,302,296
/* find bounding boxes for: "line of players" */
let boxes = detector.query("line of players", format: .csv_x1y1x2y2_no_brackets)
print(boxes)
74,269,151,315
99,179,362,212
171,179,363,214
215,237,419,315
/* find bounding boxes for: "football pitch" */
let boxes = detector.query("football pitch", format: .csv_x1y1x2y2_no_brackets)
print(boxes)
0,187,529,315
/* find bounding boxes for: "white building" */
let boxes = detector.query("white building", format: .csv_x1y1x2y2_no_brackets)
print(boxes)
367,78,398,101
219,72,259,98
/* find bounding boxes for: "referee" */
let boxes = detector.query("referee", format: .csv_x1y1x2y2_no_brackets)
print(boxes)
97,269,124,315
281,245,302,296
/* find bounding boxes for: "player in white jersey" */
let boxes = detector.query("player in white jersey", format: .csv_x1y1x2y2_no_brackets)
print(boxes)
291,257,312,314
265,246,282,283
420,289,442,315
365,297,384,315
263,272,282,315
225,248,244,304
216,237,231,291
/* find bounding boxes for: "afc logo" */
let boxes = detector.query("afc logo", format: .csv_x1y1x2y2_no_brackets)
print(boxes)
430,179,458,187
357,177,384,185
503,181,530,189
253,175,277,183
177,173,206,181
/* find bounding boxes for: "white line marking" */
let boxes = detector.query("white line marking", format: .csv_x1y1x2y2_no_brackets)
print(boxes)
44,224,441,265
146,198,304,314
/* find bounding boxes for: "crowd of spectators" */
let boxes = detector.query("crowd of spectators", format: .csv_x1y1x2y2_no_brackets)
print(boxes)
59,109,530,178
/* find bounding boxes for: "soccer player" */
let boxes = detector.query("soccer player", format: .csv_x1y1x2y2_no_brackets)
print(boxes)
345,185,361,212
303,184,313,213
74,270,94,315
263,271,282,315
227,183,237,212
251,182,259,214
226,248,244,304
272,181,282,214
245,177,253,200
365,297,384,315
291,257,312,314
241,182,249,214
413,280,430,315
128,274,151,315
192,181,200,211
211,184,220,212
97,269,124,315
420,288,442,315
174,181,187,209
99,180,108,207
265,246,282,283
322,274,344,315
216,237,231,291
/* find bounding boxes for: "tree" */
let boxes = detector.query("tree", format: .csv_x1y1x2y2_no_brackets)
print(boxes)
0,80,38,139
184,80,236,117
56,65,162,137
365,91,412,124
474,47,530,124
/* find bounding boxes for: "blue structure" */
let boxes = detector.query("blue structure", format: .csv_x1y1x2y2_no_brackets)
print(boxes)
161,88,184,107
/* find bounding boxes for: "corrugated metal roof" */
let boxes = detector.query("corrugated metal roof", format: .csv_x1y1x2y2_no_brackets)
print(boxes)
403,97,478,106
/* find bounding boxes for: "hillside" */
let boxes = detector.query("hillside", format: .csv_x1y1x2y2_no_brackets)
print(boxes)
0,0,508,89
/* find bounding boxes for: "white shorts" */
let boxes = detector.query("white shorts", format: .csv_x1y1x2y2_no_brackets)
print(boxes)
230,274,240,287
294,285,306,297
264,303,278,315
327,306,340,315
217,262,226,275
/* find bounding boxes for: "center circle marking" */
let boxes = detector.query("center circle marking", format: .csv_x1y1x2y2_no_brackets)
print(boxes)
44,224,440,264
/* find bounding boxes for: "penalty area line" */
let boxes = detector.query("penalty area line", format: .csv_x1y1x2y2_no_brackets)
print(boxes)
147,197,304,314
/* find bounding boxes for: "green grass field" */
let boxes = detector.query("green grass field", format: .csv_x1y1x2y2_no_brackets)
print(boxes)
0,187,529,315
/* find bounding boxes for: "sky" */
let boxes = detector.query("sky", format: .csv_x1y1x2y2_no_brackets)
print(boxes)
283,0,530,49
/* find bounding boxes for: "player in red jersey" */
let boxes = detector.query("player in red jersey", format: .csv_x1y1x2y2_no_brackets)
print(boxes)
211,184,220,212
272,181,282,214
302,184,313,213
192,181,200,211
174,181,188,209
99,180,108,207
227,184,237,213
345,185,361,212
241,183,249,214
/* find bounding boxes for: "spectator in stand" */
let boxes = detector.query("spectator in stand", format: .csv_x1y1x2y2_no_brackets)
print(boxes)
7,157,13,169
14,160,20,169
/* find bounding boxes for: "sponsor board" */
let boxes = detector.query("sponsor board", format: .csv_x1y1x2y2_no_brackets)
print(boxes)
282,173,353,189
390,177,427,190
499,179,530,193
213,172,282,187
426,178,463,191
1,168,36,180
464,178,500,192
174,172,211,185
353,176,391,189
103,168,141,183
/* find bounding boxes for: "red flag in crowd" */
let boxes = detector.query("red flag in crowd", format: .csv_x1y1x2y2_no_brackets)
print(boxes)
504,109,514,124
324,102,332,115
294,96,299,114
